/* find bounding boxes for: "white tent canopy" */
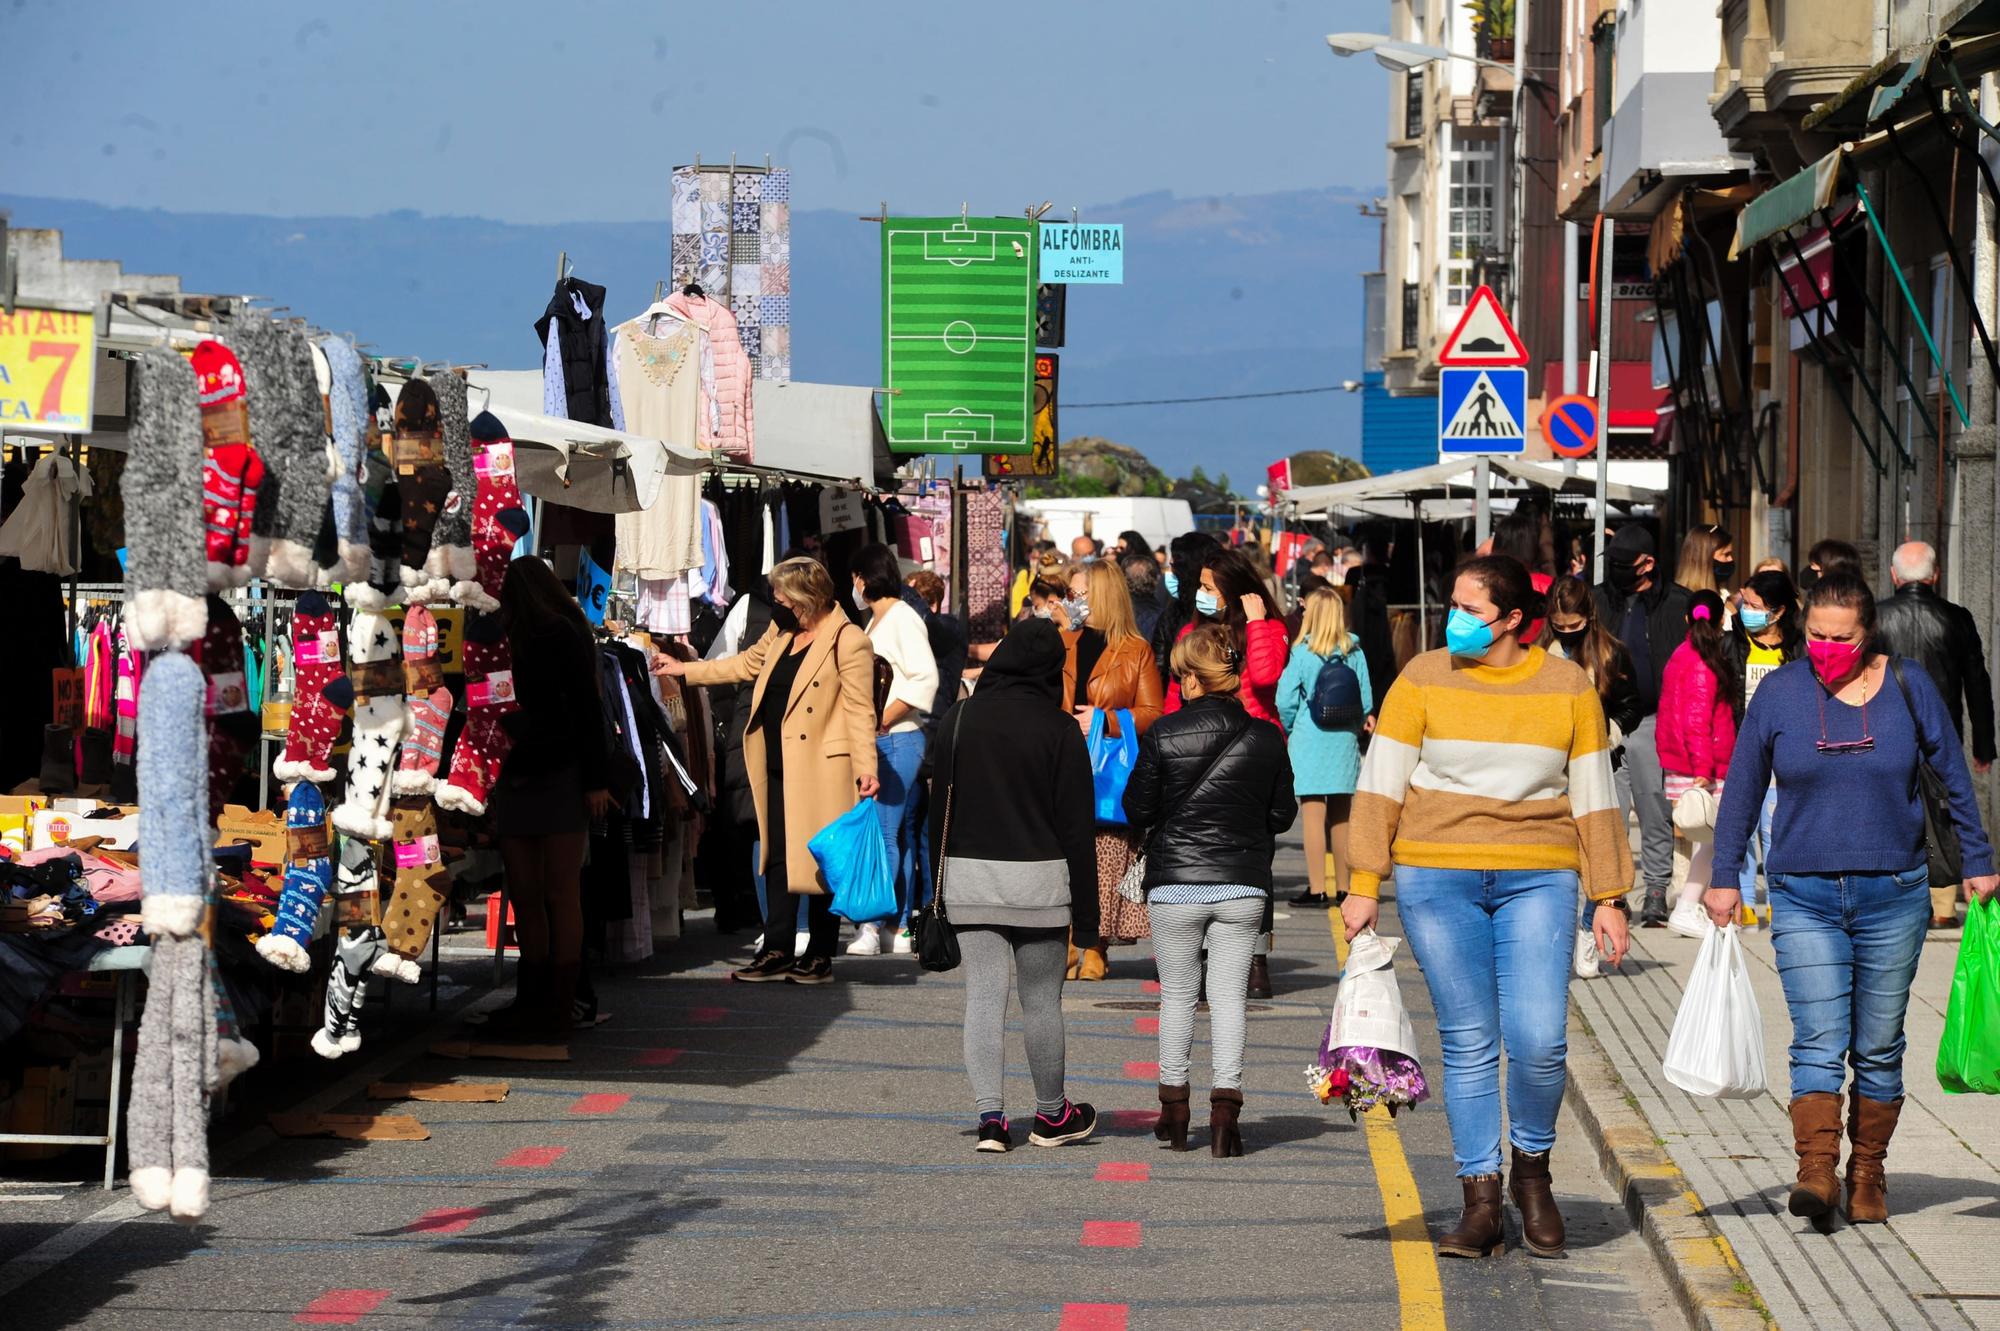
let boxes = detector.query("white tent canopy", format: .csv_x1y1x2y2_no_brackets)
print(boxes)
464,370,709,514
1284,456,1663,519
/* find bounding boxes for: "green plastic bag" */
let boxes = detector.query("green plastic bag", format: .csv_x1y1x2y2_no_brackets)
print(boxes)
1938,898,2000,1094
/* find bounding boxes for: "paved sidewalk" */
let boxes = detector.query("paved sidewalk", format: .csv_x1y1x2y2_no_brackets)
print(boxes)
1571,916,2000,1331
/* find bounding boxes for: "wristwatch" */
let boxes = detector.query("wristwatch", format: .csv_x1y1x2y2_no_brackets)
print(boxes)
1604,898,1632,914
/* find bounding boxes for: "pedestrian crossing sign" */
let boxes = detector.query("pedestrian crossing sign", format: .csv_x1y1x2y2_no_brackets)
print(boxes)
1438,366,1527,455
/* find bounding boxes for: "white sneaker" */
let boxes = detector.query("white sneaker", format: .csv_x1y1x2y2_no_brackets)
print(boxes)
846,923,883,956
891,927,914,955
1667,899,1711,939
1573,928,1602,980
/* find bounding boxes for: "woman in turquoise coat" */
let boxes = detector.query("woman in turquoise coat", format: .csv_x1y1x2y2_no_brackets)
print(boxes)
1275,588,1373,907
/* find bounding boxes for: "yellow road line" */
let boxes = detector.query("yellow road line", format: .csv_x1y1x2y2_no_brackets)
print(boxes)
1333,907,1448,1331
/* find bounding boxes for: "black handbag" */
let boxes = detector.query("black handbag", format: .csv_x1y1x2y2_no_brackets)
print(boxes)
1888,658,1964,886
912,704,967,972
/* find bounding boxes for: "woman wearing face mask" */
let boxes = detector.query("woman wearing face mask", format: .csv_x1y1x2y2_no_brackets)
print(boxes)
657,556,882,984
1162,546,1288,726
1542,576,1642,979
1149,531,1221,690
1347,555,1632,1260
1706,571,1998,1228
1655,590,1741,938
1723,568,1803,927
1676,523,1736,602
844,543,940,958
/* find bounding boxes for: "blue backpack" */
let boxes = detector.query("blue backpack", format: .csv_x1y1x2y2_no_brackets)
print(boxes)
1311,648,1365,730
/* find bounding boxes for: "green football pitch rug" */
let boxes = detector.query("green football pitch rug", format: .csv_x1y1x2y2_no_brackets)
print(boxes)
882,217,1037,454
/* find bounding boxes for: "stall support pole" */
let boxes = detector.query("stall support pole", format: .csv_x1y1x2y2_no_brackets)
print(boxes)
104,969,129,1190
1593,126,1615,585
1474,458,1492,547
1413,497,1427,652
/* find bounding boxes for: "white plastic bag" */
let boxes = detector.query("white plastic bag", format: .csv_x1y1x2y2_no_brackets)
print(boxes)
1329,930,1421,1060
1661,923,1767,1098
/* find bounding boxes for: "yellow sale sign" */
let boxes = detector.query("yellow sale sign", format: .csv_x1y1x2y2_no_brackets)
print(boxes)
0,307,96,433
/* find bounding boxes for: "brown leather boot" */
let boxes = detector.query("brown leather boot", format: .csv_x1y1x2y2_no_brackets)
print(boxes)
1209,1088,1244,1157
1155,1083,1191,1151
1788,1092,1843,1221
1844,1092,1903,1224
1077,946,1109,981
1508,1147,1566,1257
1436,1174,1503,1258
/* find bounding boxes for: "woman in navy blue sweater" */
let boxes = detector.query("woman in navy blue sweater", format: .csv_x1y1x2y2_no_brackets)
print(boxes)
1708,571,1998,1230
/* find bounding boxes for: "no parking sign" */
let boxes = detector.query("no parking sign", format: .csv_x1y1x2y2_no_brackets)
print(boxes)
1540,394,1599,458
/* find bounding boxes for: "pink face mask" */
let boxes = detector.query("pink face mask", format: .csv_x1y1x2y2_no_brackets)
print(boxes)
1807,639,1863,687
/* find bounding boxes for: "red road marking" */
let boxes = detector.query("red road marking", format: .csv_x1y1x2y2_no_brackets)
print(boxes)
1095,1162,1150,1182
497,1146,567,1168
570,1093,630,1115
1122,1060,1160,1080
1133,1016,1159,1035
1059,1305,1129,1331
1141,980,1161,994
687,1005,729,1023
1106,1109,1156,1131
636,1047,685,1067
296,1290,390,1324
405,1207,484,1235
1081,1220,1142,1248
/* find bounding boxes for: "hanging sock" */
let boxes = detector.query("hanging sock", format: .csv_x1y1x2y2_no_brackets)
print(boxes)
125,348,209,651
256,782,332,973
423,370,478,591
329,611,405,841
372,796,451,985
452,412,530,612
436,613,516,816
392,378,452,605
273,592,345,785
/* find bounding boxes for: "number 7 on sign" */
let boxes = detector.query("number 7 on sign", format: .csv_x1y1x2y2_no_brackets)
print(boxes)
29,341,79,420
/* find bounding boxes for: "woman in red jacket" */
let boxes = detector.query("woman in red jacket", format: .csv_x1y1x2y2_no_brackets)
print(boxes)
1165,545,1289,730
1655,589,1740,937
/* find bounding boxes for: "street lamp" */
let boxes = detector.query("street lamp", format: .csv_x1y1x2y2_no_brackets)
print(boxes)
1325,32,1517,76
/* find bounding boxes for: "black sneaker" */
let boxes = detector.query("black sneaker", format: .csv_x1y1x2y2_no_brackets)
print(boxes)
976,1118,1013,1153
1288,889,1332,908
1028,1100,1097,1148
785,957,835,985
1638,887,1669,928
732,951,794,983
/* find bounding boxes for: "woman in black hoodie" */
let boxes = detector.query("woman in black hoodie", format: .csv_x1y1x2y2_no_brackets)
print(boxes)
929,618,1100,1153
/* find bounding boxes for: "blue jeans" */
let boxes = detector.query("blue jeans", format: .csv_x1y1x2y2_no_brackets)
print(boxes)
1737,783,1778,907
1396,867,1577,1177
1768,865,1930,1100
873,730,928,927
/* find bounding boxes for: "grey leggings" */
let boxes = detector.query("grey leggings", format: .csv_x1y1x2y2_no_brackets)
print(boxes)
958,925,1070,1117
1152,897,1265,1091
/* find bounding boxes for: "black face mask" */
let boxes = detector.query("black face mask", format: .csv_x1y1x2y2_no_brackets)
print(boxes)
1608,560,1642,594
771,603,800,635
1554,628,1588,656
1712,559,1734,588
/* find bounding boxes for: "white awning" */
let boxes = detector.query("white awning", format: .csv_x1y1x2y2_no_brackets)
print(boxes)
750,380,884,484
463,370,710,514
1283,457,1662,519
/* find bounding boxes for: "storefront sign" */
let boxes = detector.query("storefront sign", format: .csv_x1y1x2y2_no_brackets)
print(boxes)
0,307,97,433
1038,223,1124,284
821,487,866,535
51,668,85,730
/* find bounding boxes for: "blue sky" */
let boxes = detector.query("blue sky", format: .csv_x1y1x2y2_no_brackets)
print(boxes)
8,0,1390,224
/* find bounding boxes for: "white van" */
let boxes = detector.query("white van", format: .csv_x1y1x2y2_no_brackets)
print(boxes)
1015,497,1196,556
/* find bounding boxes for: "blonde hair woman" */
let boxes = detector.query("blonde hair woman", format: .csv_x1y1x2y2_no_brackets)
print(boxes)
1675,523,1736,596
656,556,880,984
1274,588,1373,908
1072,559,1166,980
1124,624,1296,1154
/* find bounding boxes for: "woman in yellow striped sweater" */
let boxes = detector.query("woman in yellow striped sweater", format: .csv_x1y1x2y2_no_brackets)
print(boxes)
1342,555,1633,1261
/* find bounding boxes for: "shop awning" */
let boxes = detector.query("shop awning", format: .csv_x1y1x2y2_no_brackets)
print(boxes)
462,370,710,515
1731,153,1845,256
1284,457,1662,519
749,380,885,485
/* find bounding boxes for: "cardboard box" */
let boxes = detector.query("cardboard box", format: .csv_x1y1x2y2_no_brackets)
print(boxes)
216,804,285,867
32,805,140,851
0,794,48,855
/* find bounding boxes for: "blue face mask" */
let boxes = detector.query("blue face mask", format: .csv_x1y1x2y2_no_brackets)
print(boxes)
1194,589,1221,619
1164,569,1180,598
1738,606,1771,632
1445,607,1498,659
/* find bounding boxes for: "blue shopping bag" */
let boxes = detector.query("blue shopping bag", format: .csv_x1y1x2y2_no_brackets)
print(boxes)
809,797,897,924
1088,708,1139,826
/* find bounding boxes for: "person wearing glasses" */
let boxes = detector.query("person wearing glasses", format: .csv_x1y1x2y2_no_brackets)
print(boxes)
1706,570,1999,1230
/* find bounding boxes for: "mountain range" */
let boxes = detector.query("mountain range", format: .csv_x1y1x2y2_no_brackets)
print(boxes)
0,186,1379,483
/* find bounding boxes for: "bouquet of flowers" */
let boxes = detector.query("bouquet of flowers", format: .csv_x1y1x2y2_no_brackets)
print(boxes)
1306,929,1430,1119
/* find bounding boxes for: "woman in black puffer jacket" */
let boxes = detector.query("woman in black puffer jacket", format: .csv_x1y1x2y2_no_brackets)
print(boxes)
1124,623,1296,1155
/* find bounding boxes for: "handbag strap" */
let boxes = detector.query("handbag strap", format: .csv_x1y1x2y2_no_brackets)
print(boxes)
1885,657,1926,755
933,701,969,908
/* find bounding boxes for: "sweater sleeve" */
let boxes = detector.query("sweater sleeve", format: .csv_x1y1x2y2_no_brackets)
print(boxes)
1568,683,1632,900
1903,659,1998,878
1275,646,1310,732
1348,672,1426,899
1054,723,1101,938
878,607,939,717
1707,684,1776,891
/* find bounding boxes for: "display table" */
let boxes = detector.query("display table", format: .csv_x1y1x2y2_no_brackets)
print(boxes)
0,944,145,1189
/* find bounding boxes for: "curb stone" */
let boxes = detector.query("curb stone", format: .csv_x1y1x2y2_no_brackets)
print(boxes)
1566,1007,1771,1331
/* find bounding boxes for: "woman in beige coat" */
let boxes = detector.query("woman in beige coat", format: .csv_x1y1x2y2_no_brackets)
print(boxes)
656,557,880,983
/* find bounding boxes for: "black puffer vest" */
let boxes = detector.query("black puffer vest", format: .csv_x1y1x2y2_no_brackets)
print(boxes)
533,278,613,427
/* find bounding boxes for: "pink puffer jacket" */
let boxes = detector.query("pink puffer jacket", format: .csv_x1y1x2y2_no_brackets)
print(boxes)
1655,640,1736,780
665,292,754,459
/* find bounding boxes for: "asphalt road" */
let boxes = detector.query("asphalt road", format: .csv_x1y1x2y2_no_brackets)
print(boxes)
0,835,1680,1330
